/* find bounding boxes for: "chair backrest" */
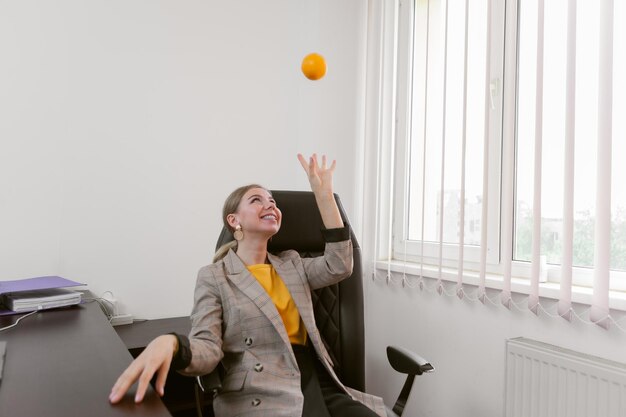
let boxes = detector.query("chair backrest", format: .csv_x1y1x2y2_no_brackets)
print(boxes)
215,190,365,391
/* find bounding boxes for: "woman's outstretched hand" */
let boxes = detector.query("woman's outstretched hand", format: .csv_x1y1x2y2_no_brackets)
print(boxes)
297,153,336,197
297,153,343,229
109,334,178,404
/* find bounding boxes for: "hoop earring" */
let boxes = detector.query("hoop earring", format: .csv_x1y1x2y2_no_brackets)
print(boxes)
233,225,244,241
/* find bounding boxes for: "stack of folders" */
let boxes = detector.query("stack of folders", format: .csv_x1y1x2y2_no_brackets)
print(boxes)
1,288,82,313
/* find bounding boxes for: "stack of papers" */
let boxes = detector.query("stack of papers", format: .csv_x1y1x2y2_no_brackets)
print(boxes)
1,288,82,313
0,276,85,315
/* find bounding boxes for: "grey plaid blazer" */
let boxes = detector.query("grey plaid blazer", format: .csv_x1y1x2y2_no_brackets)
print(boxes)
182,239,386,417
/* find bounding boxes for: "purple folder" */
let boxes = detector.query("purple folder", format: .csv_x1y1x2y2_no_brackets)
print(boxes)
0,276,85,316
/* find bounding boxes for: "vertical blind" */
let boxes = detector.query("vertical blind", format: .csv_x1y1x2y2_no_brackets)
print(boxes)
556,0,577,323
398,0,619,329
589,0,613,329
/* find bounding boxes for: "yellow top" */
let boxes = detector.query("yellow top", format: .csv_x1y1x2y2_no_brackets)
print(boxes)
246,264,307,345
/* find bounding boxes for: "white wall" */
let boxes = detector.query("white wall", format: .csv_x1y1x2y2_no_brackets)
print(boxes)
364,280,626,417
0,0,367,319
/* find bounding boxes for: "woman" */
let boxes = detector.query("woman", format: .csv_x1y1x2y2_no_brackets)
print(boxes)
109,154,386,417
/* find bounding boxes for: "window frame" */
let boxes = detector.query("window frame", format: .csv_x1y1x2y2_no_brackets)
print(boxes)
391,0,506,272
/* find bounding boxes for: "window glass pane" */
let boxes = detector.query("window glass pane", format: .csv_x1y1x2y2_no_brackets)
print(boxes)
515,0,570,264
612,0,626,271
409,0,445,244
514,0,539,263
572,0,600,269
464,0,489,245
515,0,625,272
408,0,488,246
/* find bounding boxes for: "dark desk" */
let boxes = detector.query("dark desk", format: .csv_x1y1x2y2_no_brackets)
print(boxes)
115,316,190,354
0,302,172,417
115,317,207,417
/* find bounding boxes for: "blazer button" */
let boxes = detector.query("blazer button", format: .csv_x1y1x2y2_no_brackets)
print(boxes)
244,337,253,346
251,398,261,406
254,363,264,372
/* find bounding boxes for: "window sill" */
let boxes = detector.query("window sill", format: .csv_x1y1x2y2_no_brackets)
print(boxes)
374,260,626,312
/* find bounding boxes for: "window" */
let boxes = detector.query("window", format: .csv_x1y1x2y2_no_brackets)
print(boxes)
393,0,504,269
389,0,625,299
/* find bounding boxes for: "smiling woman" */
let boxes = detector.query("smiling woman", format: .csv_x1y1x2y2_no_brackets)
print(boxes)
224,187,282,262
211,184,277,263
109,153,386,417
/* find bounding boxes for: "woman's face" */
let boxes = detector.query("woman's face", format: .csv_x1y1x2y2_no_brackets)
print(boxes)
230,187,282,239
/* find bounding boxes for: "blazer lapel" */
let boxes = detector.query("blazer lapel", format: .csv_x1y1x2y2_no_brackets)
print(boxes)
268,253,324,352
223,250,293,352
269,254,313,325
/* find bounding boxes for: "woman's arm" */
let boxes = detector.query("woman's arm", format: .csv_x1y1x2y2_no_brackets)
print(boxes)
109,334,179,403
109,266,224,403
301,239,354,290
181,265,224,376
297,153,353,290
297,153,344,229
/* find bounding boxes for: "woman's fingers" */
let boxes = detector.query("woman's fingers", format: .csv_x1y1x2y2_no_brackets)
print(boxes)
109,363,142,403
134,364,158,403
297,153,309,173
327,159,336,173
298,153,336,195
309,154,318,176
298,153,335,175
110,355,166,403
109,334,177,404
298,153,319,182
154,356,173,397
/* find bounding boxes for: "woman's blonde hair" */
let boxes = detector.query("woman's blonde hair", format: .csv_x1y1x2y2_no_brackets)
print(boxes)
212,184,267,263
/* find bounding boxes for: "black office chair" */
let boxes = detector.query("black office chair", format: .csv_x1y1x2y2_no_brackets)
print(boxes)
194,191,433,417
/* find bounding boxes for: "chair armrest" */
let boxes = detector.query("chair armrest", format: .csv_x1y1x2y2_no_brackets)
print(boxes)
386,345,434,416
386,345,434,375
196,363,225,395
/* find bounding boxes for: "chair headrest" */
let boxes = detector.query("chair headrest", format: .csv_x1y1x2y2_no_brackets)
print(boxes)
215,190,350,254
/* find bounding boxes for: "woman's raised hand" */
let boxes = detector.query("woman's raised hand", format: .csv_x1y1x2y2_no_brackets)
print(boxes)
109,334,178,404
297,153,343,229
297,153,336,197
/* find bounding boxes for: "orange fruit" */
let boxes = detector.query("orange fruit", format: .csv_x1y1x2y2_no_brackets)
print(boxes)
301,53,327,81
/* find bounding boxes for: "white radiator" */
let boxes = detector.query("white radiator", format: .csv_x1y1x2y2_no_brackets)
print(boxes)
505,337,626,417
